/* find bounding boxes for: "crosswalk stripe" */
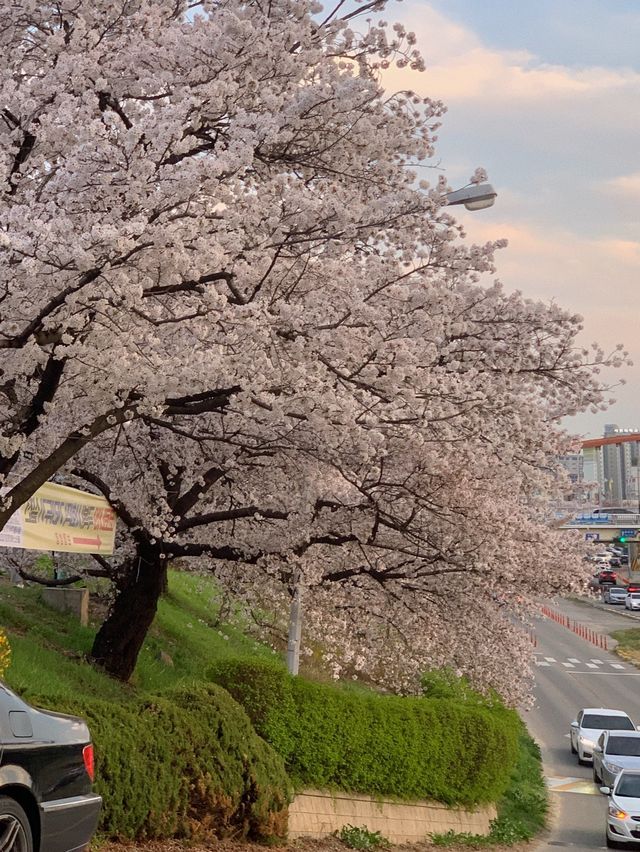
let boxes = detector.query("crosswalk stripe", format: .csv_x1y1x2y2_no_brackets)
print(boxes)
591,659,603,664
611,663,625,669
562,662,575,668
568,658,581,663
586,663,597,669
536,661,550,667
545,657,557,663
546,776,600,795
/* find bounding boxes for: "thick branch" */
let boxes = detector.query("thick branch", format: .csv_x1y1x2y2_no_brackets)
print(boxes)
176,505,288,533
16,566,109,586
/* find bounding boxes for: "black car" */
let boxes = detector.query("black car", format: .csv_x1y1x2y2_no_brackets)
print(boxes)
0,682,101,851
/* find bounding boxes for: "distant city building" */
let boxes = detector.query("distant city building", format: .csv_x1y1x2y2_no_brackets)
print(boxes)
582,425,640,506
558,453,584,484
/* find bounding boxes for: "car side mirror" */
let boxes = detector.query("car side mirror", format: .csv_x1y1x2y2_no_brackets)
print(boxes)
600,786,611,795
593,745,602,753
570,721,578,728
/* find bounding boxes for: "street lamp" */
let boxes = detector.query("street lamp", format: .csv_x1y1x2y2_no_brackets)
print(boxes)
284,183,499,677
444,183,497,211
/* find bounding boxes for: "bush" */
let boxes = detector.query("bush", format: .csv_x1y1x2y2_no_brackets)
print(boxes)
27,683,292,842
337,825,390,850
209,660,519,806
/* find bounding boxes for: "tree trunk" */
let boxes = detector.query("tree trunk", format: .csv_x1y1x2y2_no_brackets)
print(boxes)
90,542,166,681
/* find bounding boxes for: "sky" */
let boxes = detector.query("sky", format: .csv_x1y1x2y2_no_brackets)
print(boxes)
382,0,640,438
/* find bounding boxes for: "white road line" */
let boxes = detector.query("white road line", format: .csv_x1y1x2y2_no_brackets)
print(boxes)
536,661,551,667
586,663,597,669
562,662,575,668
569,672,640,676
610,663,625,669
568,658,581,663
545,657,556,663
590,659,604,664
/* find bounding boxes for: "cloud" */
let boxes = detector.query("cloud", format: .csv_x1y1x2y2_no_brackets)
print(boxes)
384,5,640,103
458,217,639,366
376,2,640,434
603,172,640,199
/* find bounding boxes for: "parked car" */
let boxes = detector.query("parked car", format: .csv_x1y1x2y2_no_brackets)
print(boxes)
625,593,640,611
593,731,640,788
604,586,628,605
570,708,636,765
601,769,640,847
626,584,640,594
0,682,101,851
599,569,618,585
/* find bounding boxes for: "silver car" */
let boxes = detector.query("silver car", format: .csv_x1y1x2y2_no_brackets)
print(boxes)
570,708,636,764
594,731,640,788
604,586,628,605
626,592,640,611
601,769,640,847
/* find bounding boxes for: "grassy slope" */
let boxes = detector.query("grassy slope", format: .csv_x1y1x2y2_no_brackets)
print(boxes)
0,570,281,701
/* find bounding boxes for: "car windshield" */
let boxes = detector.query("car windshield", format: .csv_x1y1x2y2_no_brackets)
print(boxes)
582,714,634,730
607,737,640,756
616,775,640,797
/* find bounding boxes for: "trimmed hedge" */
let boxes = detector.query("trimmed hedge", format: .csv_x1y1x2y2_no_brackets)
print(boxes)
209,659,520,807
28,683,291,841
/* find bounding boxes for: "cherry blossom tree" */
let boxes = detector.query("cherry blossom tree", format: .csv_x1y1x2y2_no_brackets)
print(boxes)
66,274,623,700
0,0,627,700
0,0,426,526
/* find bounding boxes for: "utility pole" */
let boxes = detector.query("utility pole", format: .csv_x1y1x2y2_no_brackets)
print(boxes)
286,580,303,675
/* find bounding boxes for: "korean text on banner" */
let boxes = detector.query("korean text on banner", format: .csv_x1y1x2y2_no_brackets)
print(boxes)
0,482,116,554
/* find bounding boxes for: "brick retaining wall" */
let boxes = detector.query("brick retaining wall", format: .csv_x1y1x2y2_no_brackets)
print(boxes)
288,789,496,844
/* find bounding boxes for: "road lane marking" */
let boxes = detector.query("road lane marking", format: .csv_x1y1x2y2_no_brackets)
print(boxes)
610,663,625,669
586,663,597,668
568,672,640,676
562,662,575,668
545,776,600,795
536,661,550,667
568,658,581,663
545,657,556,662
591,659,604,664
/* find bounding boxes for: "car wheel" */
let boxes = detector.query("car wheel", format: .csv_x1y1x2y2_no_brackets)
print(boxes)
593,766,601,784
570,738,577,755
0,796,33,852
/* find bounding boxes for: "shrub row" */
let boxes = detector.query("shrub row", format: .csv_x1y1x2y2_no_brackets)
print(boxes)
29,683,291,841
209,659,520,806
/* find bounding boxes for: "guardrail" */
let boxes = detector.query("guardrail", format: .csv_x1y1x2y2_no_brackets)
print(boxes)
565,513,640,526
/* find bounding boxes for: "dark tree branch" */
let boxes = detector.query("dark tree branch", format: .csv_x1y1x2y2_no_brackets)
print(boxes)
176,505,288,533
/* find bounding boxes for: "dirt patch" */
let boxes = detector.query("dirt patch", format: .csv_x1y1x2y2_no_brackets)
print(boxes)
96,838,533,852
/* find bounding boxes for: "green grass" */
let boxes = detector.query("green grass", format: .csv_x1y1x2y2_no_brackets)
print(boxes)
430,724,547,847
611,626,640,664
0,569,280,700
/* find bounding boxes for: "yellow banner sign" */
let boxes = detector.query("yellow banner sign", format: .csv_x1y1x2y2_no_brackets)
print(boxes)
0,482,116,554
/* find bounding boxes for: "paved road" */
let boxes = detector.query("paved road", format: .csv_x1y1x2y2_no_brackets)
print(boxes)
529,598,640,850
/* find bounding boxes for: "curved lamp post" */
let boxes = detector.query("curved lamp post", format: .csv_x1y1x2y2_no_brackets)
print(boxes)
285,181,499,676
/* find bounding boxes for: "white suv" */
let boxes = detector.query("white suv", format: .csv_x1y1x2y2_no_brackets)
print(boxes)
570,709,636,765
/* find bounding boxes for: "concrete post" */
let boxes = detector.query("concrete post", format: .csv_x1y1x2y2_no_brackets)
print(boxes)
286,583,303,675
